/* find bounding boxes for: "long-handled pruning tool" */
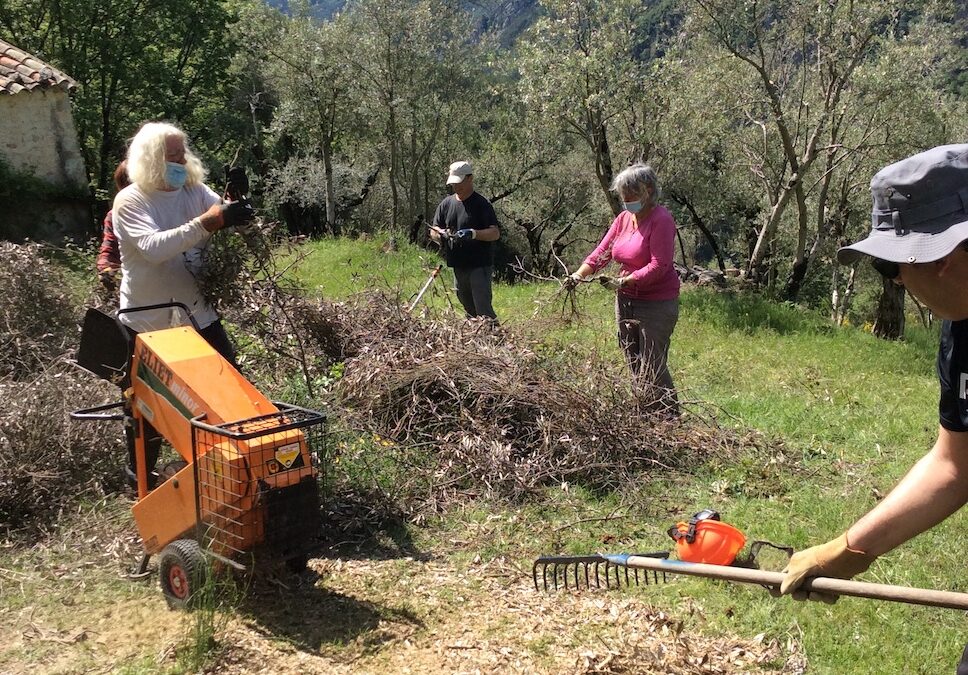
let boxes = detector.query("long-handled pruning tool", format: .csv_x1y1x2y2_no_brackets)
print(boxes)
408,264,443,311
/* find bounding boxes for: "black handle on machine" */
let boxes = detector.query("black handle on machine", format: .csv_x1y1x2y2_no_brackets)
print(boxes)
117,302,201,332
667,509,721,544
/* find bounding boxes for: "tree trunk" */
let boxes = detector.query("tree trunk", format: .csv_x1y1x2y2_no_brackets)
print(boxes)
872,279,905,340
784,255,809,301
322,141,339,236
672,193,726,272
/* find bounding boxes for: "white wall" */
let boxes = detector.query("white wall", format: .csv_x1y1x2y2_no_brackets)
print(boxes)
0,88,87,189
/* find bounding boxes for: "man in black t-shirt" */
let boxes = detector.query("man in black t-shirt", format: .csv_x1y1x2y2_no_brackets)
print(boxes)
778,145,968,673
429,160,501,322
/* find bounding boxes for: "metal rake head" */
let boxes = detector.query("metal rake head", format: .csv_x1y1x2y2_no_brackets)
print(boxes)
533,552,670,592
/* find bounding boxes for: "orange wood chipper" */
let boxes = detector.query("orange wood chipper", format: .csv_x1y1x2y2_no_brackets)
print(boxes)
72,304,325,608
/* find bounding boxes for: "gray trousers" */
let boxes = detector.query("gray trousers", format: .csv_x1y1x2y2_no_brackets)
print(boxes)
453,266,497,321
615,295,679,411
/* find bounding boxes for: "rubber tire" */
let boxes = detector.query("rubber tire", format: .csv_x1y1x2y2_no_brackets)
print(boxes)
159,539,206,610
285,553,309,574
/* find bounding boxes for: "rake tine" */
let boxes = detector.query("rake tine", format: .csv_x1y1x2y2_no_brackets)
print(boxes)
532,553,671,593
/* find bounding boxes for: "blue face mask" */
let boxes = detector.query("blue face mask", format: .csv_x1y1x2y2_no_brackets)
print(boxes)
623,200,643,214
165,161,188,189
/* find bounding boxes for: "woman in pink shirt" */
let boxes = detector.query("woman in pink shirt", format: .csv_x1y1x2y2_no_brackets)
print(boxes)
569,164,681,412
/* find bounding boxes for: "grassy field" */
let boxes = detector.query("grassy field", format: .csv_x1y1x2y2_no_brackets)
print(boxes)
1,235,964,674
292,236,965,673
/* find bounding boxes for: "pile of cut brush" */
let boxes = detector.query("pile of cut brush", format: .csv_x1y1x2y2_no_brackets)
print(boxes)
0,243,122,535
296,292,755,512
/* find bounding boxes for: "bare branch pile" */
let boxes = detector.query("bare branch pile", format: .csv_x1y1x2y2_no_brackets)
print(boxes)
0,242,79,379
0,243,124,535
0,365,122,534
330,293,748,511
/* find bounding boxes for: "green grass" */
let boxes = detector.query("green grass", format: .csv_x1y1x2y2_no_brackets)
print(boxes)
293,237,965,673
14,236,958,672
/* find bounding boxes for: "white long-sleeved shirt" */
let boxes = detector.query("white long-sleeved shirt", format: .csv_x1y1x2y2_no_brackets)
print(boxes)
113,182,220,332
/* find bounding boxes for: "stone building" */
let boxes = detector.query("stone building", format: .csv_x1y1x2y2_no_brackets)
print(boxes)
0,38,90,241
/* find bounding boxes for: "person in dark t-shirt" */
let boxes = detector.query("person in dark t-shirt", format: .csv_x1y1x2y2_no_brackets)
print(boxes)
429,161,501,322
777,145,968,674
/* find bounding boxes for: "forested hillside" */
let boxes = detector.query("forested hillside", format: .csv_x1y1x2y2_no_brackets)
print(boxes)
264,0,542,44
2,0,967,327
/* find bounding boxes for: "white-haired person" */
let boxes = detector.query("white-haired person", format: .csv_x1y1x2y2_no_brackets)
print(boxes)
113,120,253,489
568,164,681,413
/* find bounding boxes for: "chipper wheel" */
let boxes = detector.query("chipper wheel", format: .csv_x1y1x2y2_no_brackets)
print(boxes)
159,539,206,610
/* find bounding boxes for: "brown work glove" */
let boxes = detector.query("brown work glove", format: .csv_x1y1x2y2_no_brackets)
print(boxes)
780,532,876,602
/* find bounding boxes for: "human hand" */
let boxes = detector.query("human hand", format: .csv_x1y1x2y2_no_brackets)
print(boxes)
455,228,475,241
221,199,256,228
98,268,120,292
779,532,876,602
564,272,583,290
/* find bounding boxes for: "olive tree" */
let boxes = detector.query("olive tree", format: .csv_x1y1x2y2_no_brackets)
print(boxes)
685,0,959,302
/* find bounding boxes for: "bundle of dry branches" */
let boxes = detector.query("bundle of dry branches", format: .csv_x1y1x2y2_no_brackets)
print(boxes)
329,293,749,512
0,242,79,380
0,362,123,534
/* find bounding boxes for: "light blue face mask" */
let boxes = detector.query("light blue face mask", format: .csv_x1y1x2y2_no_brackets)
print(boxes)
623,200,643,214
165,161,188,189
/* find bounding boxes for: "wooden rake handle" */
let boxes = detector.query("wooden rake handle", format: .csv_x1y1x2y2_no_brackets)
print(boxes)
607,554,968,611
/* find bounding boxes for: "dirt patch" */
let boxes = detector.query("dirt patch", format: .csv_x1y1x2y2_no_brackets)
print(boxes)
1,528,797,675
208,556,791,674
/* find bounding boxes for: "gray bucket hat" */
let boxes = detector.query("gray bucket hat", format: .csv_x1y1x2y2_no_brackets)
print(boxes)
838,144,968,265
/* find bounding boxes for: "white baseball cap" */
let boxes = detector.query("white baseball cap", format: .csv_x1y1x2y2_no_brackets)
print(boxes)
446,161,473,185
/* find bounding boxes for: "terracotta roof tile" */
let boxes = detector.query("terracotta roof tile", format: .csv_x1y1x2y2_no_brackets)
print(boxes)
0,38,76,95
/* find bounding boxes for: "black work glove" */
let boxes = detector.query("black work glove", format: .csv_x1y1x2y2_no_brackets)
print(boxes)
224,165,249,202
221,199,255,228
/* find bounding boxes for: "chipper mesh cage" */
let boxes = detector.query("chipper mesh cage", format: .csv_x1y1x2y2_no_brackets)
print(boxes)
190,405,326,562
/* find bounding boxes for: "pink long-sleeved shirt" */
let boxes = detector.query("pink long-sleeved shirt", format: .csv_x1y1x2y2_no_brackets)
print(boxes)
583,205,680,301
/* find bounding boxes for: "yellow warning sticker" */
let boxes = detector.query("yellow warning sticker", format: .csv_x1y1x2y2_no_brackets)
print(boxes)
275,442,300,468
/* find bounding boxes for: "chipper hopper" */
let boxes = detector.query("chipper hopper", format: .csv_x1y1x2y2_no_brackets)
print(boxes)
72,304,326,608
